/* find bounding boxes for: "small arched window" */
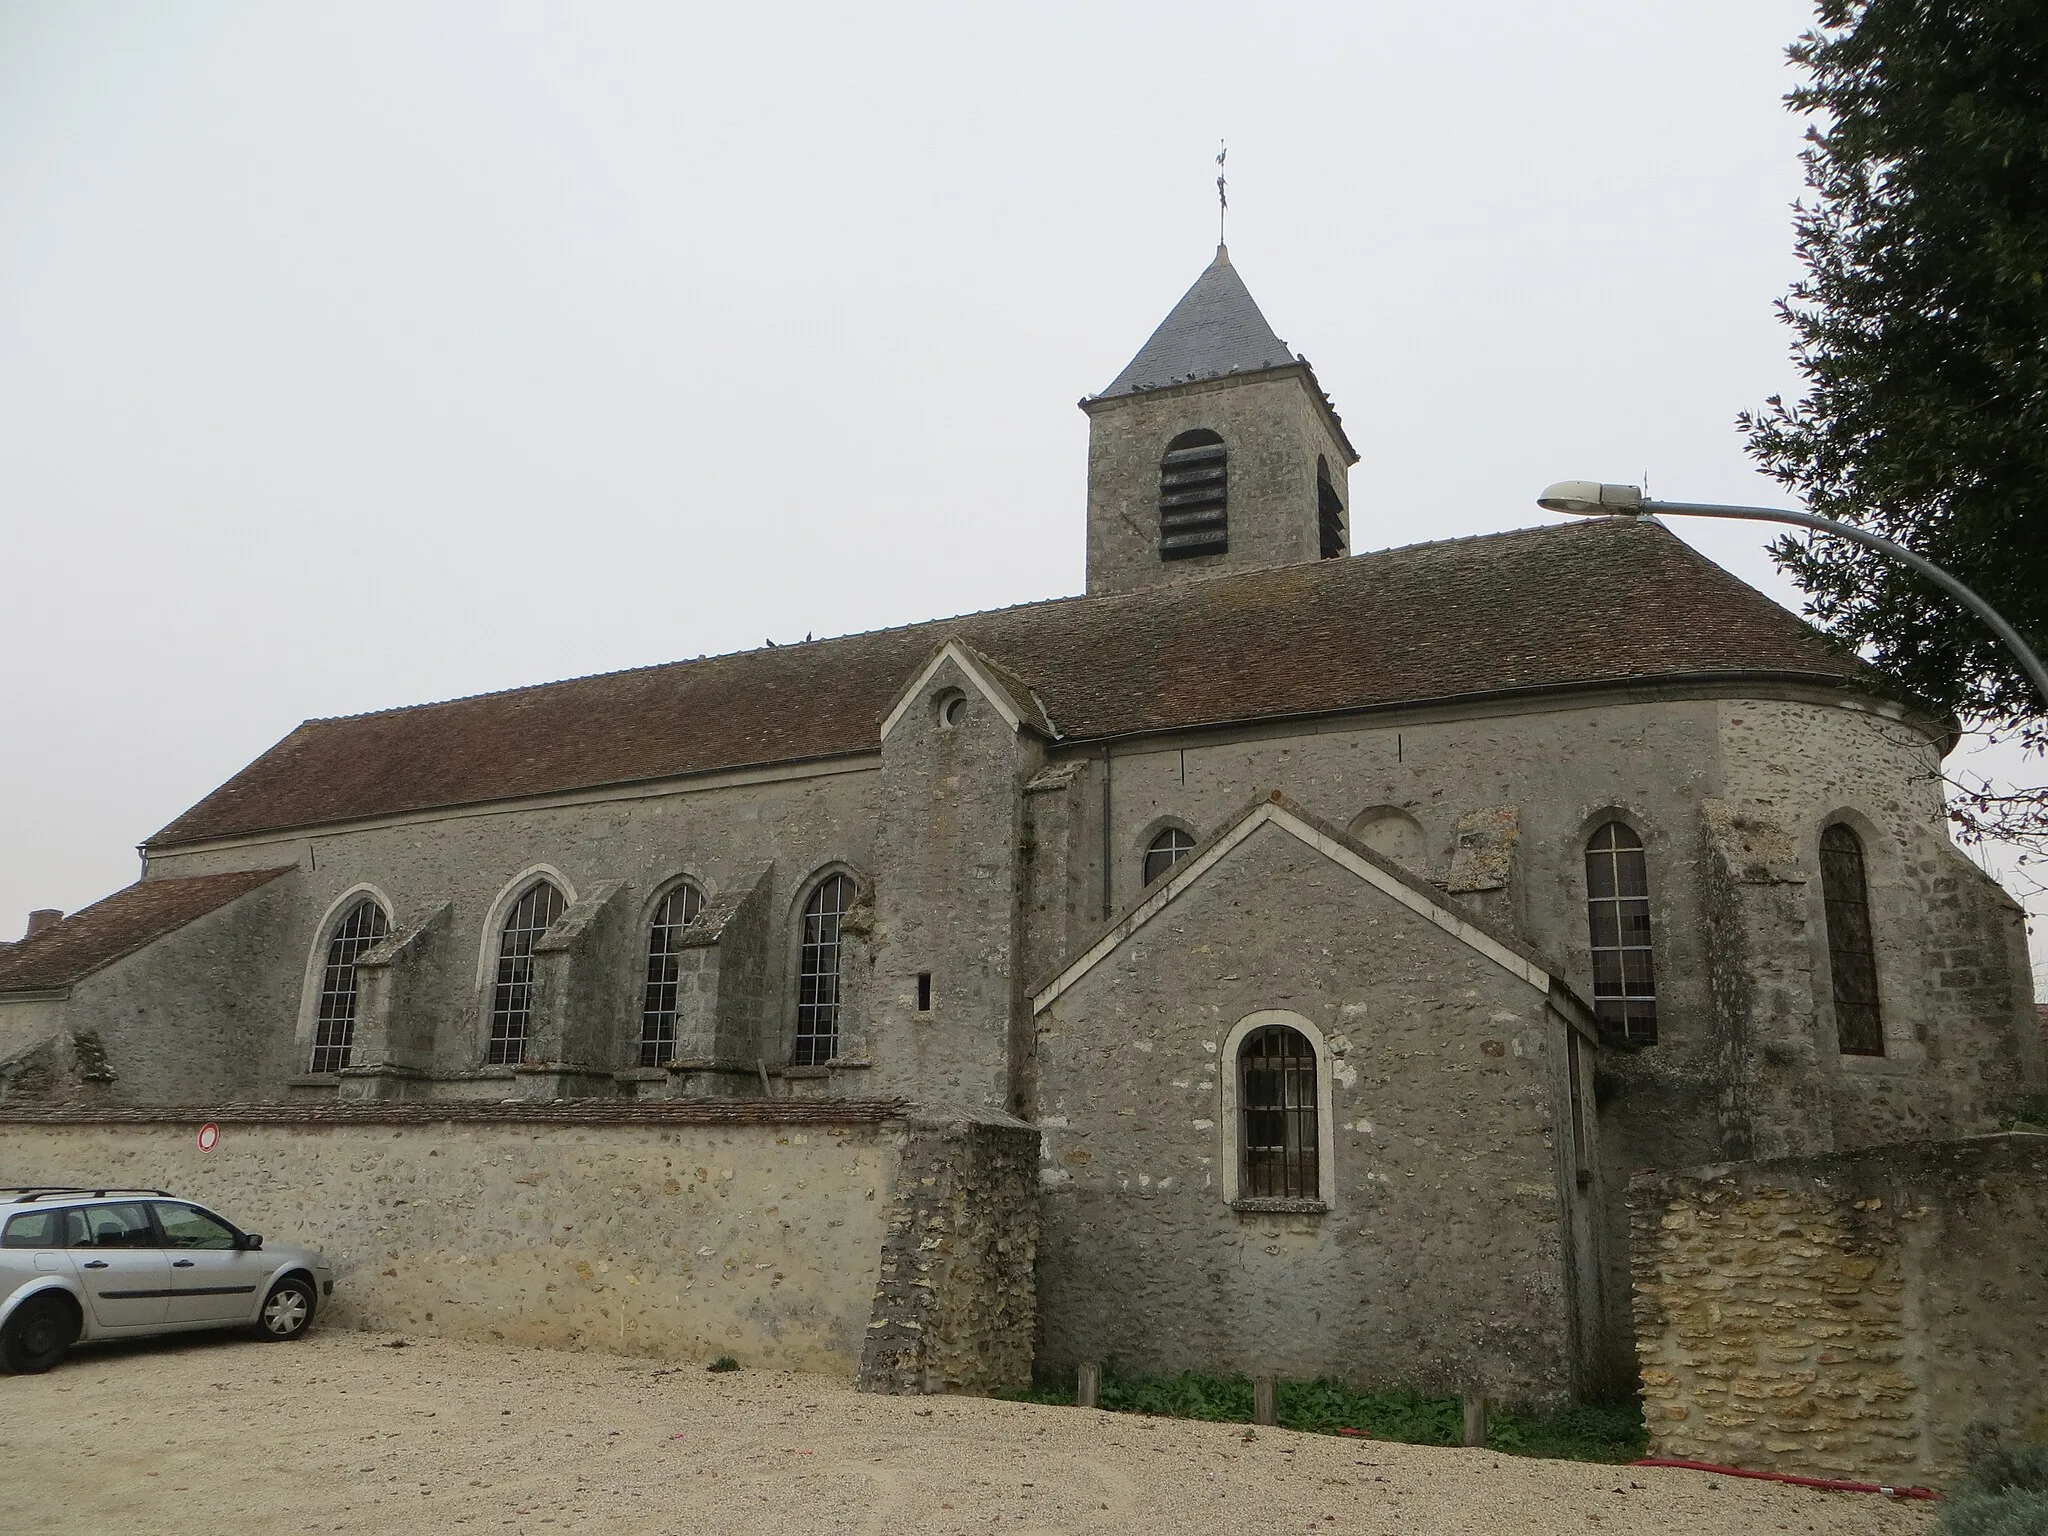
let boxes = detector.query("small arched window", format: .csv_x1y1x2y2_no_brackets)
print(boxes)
1585,822,1657,1045
795,873,855,1066
1317,454,1345,560
1820,823,1883,1055
639,881,706,1067
1143,826,1196,885
1239,1025,1319,1199
1159,429,1227,560
487,880,565,1066
309,898,390,1074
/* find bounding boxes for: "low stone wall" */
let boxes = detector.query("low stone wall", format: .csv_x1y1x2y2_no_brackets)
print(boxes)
0,1100,1038,1389
1631,1133,2048,1486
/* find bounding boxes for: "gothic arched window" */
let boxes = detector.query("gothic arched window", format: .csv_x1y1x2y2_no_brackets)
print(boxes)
639,881,706,1067
487,880,565,1065
1159,429,1228,560
309,898,390,1074
1820,823,1884,1055
795,873,855,1066
1585,821,1657,1045
1317,454,1345,559
1239,1024,1319,1199
1143,826,1196,885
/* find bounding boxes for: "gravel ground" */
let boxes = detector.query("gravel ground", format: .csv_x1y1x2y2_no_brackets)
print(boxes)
0,1330,1938,1535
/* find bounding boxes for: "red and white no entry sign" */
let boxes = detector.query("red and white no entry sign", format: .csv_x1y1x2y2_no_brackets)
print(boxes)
196,1122,220,1152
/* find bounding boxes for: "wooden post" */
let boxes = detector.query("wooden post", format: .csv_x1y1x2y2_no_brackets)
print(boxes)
1252,1373,1278,1427
1462,1393,1487,1448
1077,1360,1101,1410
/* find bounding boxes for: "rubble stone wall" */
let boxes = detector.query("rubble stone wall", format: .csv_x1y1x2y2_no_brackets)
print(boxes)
1630,1133,2048,1486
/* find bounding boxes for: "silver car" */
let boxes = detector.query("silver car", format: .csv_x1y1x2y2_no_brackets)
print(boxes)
0,1187,336,1373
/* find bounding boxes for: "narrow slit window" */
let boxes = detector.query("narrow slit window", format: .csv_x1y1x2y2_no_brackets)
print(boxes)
1238,1025,1319,1200
309,898,390,1074
1317,455,1345,559
1820,823,1884,1055
487,881,565,1066
795,873,855,1066
1159,429,1227,560
1585,822,1657,1045
916,972,932,1012
1143,826,1195,885
639,881,705,1066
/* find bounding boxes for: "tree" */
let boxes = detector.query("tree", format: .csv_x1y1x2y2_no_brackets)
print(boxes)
1742,0,2048,849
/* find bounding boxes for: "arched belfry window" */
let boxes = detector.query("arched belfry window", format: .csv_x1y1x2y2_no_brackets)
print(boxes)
1820,823,1883,1055
1317,455,1345,560
1143,826,1195,885
487,881,565,1065
639,881,705,1067
1159,429,1228,560
1238,1025,1319,1199
795,873,855,1066
309,898,390,1074
1585,822,1657,1044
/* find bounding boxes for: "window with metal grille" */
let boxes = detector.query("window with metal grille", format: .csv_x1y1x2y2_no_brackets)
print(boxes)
639,881,705,1067
487,881,565,1066
1239,1025,1319,1199
795,872,854,1066
1585,821,1657,1045
1820,823,1884,1055
1158,429,1227,560
1317,455,1345,559
1143,826,1195,885
309,898,389,1073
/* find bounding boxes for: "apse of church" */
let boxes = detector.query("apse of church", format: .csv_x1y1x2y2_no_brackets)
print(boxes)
3,242,2040,1405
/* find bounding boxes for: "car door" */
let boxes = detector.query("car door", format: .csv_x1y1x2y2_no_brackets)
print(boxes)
151,1202,265,1324
70,1202,171,1329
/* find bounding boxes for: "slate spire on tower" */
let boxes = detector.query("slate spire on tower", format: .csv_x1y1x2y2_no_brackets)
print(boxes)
1097,245,1293,399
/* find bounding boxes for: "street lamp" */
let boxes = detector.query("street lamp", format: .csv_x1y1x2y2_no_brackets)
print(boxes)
1535,481,2048,711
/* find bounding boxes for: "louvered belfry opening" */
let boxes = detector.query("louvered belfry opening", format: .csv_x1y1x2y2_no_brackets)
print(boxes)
1317,455,1346,559
1158,429,1228,560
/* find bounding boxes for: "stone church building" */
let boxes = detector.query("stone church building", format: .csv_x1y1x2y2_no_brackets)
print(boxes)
3,246,2041,1404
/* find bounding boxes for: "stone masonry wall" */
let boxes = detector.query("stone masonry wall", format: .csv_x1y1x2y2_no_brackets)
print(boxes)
858,1112,1041,1395
0,1102,911,1376
1630,1133,2048,1486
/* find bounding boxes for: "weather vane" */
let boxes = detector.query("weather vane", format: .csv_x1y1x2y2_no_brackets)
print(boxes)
1216,140,1228,245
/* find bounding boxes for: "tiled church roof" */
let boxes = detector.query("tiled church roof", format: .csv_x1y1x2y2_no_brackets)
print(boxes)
1097,245,1293,398
146,519,1882,850
0,867,293,993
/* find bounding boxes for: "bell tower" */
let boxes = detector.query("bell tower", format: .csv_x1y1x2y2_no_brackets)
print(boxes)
1081,246,1358,596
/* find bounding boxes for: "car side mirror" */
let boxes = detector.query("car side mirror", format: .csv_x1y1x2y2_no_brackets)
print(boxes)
238,1233,263,1251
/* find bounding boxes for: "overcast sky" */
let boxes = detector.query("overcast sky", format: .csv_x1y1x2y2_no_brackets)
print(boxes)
2,1,2039,981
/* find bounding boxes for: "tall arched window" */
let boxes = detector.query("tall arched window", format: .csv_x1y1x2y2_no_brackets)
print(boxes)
1820,823,1884,1055
640,881,705,1067
1143,826,1196,885
1585,822,1657,1045
795,873,855,1066
1317,454,1345,560
487,881,565,1066
1239,1024,1319,1199
1159,429,1228,560
309,898,389,1073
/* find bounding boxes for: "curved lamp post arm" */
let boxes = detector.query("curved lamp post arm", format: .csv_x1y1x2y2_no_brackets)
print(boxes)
1640,498,2048,714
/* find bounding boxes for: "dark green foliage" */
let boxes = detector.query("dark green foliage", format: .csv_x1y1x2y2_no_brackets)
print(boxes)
706,1355,739,1372
998,1369,1647,1464
1742,0,2048,839
1935,1443,2048,1534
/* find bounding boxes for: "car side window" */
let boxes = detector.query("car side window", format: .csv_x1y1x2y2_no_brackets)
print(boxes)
73,1203,157,1249
152,1203,237,1250
1,1209,65,1248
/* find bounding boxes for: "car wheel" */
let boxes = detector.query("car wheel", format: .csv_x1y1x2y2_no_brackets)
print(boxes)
254,1276,316,1341
2,1294,80,1374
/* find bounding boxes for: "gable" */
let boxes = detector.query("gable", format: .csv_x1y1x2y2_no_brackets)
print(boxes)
1030,797,1562,1016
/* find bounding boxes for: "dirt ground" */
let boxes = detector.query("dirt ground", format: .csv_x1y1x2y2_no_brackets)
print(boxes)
0,1329,1938,1535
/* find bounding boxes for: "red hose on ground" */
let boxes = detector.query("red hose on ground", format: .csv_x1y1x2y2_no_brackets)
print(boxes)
1632,1457,1939,1500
